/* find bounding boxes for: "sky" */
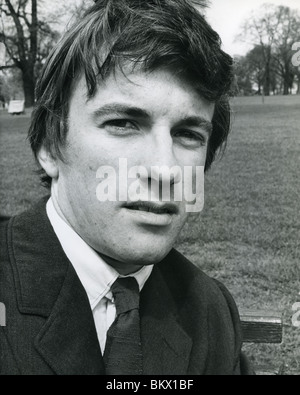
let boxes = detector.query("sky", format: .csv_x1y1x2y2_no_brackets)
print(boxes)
204,0,300,56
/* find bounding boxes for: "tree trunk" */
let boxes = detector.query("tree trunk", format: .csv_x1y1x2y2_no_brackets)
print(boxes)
22,66,35,107
263,62,270,96
4,0,38,108
283,79,289,95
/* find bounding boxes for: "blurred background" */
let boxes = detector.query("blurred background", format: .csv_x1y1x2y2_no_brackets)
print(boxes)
0,0,299,374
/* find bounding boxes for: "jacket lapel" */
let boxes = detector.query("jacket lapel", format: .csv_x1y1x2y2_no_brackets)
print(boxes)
9,198,104,375
34,262,105,375
140,265,192,375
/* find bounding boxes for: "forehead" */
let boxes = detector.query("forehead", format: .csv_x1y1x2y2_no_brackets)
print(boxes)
69,66,215,121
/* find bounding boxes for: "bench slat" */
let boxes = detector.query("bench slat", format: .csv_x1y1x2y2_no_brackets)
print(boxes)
240,309,283,344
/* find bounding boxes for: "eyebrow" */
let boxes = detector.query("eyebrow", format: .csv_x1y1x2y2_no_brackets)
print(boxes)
92,103,213,135
92,104,151,120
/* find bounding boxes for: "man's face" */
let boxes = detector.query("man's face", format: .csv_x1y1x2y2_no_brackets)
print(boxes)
47,67,214,273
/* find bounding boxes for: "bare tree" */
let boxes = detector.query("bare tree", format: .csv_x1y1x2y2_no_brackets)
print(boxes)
233,55,253,96
237,4,300,96
0,0,62,107
0,0,39,107
0,0,97,107
246,46,266,95
271,7,300,95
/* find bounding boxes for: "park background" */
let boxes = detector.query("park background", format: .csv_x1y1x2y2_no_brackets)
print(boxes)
0,0,299,374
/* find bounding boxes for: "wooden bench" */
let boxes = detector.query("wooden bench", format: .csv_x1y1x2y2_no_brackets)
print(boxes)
240,309,284,375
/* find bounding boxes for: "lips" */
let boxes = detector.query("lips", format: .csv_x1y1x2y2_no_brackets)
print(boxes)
123,201,179,215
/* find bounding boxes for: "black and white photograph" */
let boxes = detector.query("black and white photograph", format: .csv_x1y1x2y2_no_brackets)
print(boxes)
0,0,299,377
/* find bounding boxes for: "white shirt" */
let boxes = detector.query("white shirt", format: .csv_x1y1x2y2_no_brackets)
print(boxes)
46,198,153,354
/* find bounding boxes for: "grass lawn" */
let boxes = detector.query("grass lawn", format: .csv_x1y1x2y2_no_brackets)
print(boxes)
0,95,299,374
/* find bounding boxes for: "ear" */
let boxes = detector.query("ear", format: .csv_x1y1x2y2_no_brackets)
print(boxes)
37,146,59,180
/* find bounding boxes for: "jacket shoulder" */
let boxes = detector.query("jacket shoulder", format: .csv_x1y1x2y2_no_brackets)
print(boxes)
160,248,237,306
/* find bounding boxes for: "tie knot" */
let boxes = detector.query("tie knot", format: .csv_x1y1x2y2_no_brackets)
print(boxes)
111,277,140,315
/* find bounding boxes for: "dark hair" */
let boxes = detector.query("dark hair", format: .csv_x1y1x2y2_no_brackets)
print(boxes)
28,0,234,187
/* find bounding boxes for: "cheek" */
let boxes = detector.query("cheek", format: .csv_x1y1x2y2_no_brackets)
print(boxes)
62,134,110,176
175,147,207,168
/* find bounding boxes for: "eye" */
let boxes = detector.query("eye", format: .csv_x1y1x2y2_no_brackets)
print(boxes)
173,130,207,148
102,119,138,134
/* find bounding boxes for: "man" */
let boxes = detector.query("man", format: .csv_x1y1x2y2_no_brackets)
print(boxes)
0,0,253,375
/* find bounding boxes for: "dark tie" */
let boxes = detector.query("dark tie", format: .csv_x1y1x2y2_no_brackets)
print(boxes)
103,277,143,375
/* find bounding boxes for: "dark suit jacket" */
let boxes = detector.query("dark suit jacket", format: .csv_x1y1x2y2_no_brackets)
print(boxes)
0,199,253,375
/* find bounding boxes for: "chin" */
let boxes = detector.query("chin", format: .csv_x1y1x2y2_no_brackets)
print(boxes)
122,244,173,266
91,232,178,267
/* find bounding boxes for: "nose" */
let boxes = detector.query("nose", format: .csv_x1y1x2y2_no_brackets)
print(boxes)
140,127,182,188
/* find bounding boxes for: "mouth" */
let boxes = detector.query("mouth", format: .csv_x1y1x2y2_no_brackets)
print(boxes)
122,201,179,226
123,201,179,215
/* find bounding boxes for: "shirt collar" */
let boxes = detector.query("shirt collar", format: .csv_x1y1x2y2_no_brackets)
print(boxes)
46,198,153,309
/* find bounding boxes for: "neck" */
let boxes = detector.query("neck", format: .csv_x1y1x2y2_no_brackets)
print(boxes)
99,253,144,276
